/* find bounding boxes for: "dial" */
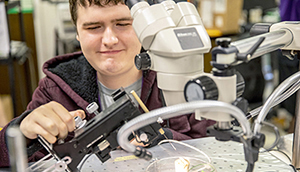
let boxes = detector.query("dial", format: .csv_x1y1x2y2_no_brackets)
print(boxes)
184,76,218,102
135,52,151,70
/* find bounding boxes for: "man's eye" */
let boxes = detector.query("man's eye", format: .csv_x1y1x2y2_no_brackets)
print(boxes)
117,23,131,27
87,26,100,30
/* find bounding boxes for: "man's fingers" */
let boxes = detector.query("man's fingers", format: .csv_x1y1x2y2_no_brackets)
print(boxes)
36,125,57,144
21,121,57,144
70,110,86,119
47,101,76,132
37,103,69,138
20,101,87,143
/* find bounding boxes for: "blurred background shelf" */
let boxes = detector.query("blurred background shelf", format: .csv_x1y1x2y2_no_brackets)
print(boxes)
0,0,38,120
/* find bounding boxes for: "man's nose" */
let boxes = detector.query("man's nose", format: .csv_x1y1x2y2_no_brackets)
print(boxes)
102,27,118,47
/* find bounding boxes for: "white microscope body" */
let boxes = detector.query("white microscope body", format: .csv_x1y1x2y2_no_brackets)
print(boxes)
131,0,236,123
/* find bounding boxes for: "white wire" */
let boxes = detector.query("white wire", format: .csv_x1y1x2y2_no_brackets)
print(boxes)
158,139,211,163
254,71,300,134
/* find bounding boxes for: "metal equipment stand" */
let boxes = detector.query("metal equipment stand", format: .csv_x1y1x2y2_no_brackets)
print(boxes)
292,60,300,170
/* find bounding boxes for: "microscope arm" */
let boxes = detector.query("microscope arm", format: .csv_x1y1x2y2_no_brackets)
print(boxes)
211,21,299,69
211,21,300,134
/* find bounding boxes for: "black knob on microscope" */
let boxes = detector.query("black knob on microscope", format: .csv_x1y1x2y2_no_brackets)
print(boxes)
216,37,231,48
184,76,218,102
135,52,151,70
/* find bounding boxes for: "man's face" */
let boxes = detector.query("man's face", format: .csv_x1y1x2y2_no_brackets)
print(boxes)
76,3,142,77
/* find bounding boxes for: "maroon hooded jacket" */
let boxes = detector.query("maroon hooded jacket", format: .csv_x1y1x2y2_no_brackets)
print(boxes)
0,51,215,167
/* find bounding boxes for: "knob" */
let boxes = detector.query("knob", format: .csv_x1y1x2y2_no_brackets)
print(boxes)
135,52,151,70
74,116,86,129
184,76,218,102
216,37,231,48
86,102,100,115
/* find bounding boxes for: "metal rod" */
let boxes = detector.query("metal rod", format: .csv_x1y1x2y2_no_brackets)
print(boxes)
292,60,300,168
231,30,293,63
6,126,28,172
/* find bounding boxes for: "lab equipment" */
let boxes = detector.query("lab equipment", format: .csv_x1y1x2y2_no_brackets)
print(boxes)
6,126,28,172
8,0,300,171
117,0,300,172
28,88,162,172
77,137,294,171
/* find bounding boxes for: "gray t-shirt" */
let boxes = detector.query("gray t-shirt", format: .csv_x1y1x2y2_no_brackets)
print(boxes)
98,77,142,110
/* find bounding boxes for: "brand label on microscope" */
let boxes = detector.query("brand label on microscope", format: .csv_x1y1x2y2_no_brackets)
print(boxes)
174,27,204,50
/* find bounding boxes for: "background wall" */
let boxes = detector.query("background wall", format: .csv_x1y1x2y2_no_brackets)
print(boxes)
33,0,58,79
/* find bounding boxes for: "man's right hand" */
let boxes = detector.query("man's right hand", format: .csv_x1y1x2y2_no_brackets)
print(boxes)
20,101,85,144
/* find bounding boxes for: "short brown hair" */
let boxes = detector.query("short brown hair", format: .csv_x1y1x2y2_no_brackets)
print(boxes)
69,0,124,26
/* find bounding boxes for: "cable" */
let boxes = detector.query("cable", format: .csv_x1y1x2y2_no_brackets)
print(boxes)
259,121,281,153
270,149,292,163
254,71,300,135
247,79,300,120
246,163,254,172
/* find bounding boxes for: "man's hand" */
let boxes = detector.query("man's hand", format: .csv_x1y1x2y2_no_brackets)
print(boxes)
20,101,85,144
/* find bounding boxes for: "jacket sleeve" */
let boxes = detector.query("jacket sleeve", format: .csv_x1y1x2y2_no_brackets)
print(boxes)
26,77,56,110
167,113,216,141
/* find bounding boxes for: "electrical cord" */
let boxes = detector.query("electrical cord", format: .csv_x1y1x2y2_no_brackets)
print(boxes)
264,149,296,171
259,121,281,153
270,149,292,162
254,71,300,135
246,163,254,172
238,121,280,154
247,79,300,120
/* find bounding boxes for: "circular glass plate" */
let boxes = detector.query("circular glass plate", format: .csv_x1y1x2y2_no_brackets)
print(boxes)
146,156,216,172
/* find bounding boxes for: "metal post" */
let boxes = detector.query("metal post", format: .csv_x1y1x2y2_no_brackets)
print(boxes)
6,126,28,172
292,60,300,169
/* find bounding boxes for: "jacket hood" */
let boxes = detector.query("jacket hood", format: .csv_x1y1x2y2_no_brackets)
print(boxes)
43,51,98,104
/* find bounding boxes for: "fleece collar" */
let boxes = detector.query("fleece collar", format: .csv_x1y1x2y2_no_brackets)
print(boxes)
43,52,99,105
42,52,158,107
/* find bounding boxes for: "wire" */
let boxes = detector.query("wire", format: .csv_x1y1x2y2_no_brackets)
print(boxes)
270,149,292,163
247,79,300,120
254,71,300,135
246,163,254,172
259,121,281,153
288,164,298,172
157,139,211,163
238,121,280,154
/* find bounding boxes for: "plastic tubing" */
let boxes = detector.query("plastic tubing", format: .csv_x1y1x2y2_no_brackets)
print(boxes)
247,79,300,119
117,100,252,154
254,71,300,135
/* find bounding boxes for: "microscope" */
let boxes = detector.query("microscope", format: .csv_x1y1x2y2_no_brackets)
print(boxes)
128,0,249,133
117,0,300,172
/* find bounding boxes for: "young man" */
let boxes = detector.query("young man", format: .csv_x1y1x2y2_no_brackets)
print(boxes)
0,0,215,167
